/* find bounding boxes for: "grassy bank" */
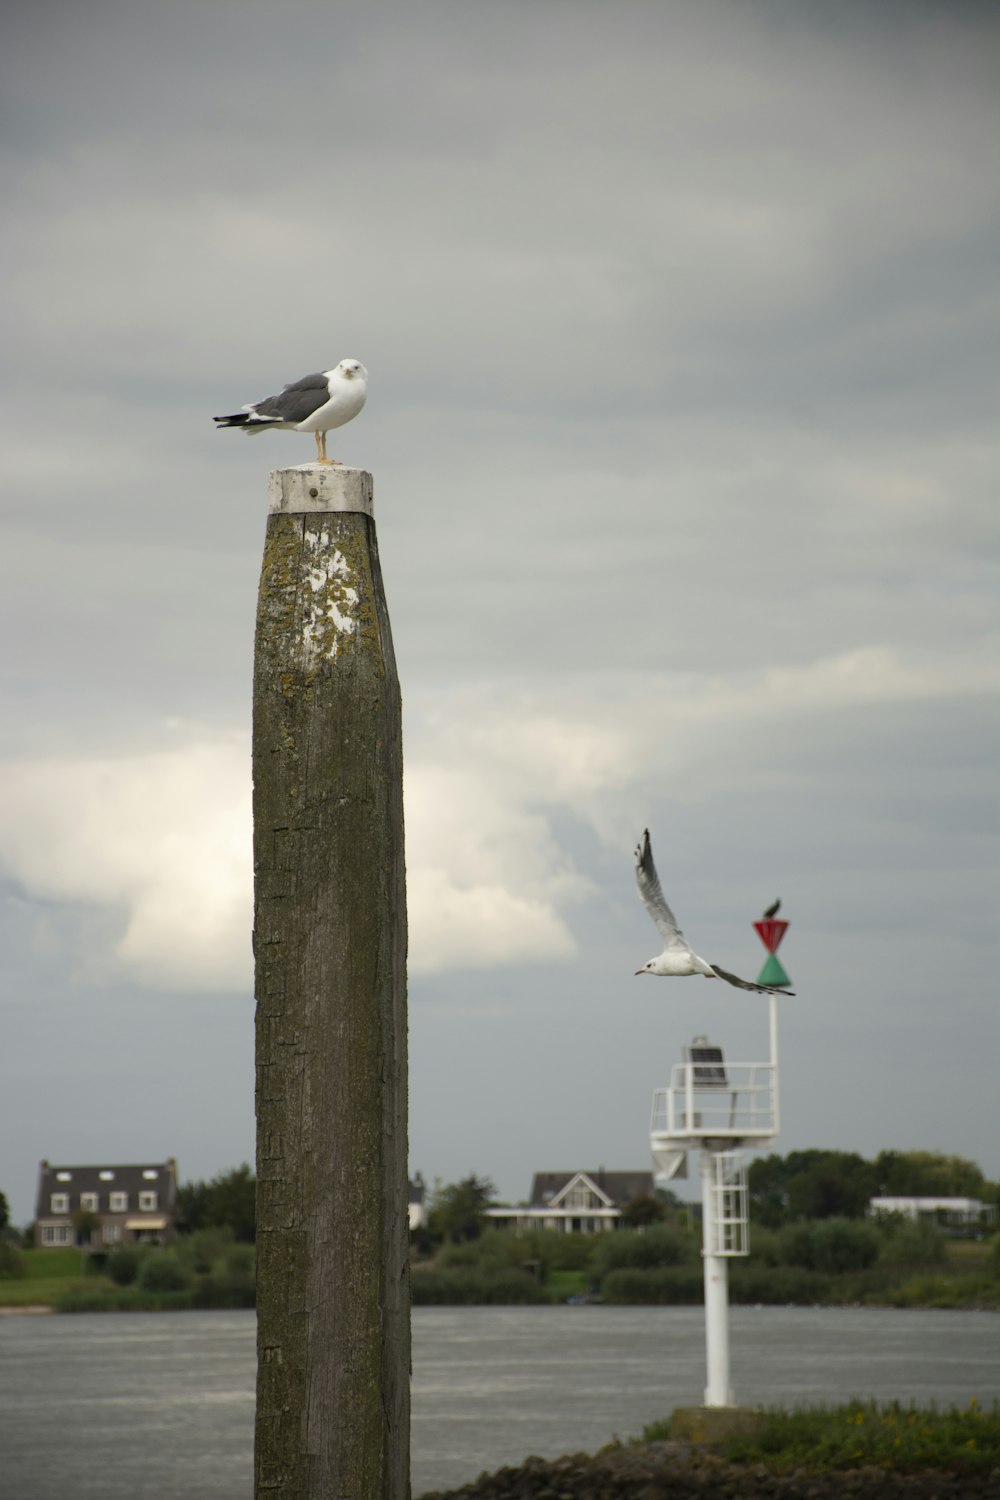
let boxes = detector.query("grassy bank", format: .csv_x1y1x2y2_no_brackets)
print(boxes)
0,1248,89,1308
415,1401,1000,1499
409,1221,1000,1308
6,1224,998,1311
643,1398,1000,1478
0,1238,254,1312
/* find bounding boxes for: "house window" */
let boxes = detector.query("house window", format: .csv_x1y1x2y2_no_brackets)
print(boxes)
56,1171,73,1182
109,1192,128,1212
99,1170,115,1181
80,1192,99,1213
103,1223,122,1245
138,1191,158,1212
563,1187,599,1211
142,1169,159,1180
42,1225,73,1246
50,1194,70,1214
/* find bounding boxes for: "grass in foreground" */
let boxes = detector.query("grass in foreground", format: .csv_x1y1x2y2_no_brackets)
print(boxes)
643,1399,1000,1476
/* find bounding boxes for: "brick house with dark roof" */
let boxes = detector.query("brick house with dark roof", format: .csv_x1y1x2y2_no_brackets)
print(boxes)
485,1169,656,1234
34,1159,179,1249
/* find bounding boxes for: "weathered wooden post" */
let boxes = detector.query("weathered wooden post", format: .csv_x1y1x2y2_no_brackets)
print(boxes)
252,464,409,1499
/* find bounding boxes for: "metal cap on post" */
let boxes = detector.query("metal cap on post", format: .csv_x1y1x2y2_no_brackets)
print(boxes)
253,465,409,1499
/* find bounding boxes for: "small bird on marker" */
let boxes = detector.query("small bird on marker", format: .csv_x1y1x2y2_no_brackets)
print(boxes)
763,898,781,919
213,359,367,465
633,829,794,995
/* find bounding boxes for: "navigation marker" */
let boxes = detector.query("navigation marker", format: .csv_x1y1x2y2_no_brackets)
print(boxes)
753,915,792,989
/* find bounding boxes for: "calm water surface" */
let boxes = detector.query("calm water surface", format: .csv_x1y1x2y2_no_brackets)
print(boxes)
0,1305,996,1497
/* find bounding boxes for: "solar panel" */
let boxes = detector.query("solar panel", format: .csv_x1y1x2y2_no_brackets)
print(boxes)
684,1039,728,1087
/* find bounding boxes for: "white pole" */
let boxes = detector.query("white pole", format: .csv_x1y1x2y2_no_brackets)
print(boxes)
769,992,780,1136
700,1149,733,1406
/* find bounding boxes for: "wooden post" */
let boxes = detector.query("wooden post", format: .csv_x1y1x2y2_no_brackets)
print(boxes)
252,465,409,1500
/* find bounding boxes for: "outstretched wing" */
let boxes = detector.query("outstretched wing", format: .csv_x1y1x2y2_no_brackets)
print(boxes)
709,963,795,997
634,829,692,953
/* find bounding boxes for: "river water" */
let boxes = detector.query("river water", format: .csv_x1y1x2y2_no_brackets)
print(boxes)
0,1305,995,1497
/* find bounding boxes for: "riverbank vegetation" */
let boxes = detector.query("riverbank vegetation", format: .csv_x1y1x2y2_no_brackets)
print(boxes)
642,1398,1000,1479
0,1233,255,1312
409,1216,1000,1308
409,1151,999,1309
3,1149,997,1311
417,1400,1000,1499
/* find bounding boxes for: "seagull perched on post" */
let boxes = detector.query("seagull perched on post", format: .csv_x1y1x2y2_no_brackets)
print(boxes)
213,359,367,465
633,829,794,995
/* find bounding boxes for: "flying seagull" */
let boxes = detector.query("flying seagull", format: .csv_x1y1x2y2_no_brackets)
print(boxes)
213,359,367,465
763,898,781,919
633,829,794,995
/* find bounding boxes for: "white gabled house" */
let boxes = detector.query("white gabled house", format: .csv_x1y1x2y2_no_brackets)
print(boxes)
485,1169,656,1235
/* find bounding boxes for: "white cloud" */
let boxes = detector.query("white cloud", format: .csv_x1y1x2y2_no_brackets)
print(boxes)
1,639,991,992
0,730,591,991
0,738,252,992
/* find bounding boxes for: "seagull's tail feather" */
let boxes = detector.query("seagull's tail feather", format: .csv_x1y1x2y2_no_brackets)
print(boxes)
710,963,795,997
213,412,283,434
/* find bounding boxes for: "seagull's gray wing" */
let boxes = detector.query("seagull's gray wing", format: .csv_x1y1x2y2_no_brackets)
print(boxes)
251,372,330,423
634,829,692,952
709,963,795,997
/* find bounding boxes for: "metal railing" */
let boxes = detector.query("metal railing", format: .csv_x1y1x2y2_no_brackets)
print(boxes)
650,1061,777,1143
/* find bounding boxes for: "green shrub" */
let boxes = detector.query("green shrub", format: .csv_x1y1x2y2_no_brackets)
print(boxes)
192,1276,256,1309
729,1265,832,1304
410,1267,548,1305
184,1226,235,1274
874,1215,947,1269
58,1288,198,1313
0,1240,26,1279
590,1226,698,1283
106,1247,143,1286
436,1236,506,1272
138,1252,190,1294
223,1241,255,1279
437,1228,592,1283
986,1233,1000,1278
601,1266,704,1304
882,1271,997,1309
720,1399,1000,1476
744,1225,782,1268
532,1230,596,1272
778,1218,879,1273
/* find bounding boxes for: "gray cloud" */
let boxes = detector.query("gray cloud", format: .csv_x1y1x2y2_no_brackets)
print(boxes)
0,0,997,1223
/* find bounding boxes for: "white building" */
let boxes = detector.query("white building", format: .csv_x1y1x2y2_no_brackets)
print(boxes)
485,1170,656,1235
868,1196,997,1228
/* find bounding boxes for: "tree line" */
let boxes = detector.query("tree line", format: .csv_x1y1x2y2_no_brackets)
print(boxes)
3,1149,995,1249
747,1148,997,1228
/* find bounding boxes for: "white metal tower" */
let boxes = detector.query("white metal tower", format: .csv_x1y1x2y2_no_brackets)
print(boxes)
649,995,781,1407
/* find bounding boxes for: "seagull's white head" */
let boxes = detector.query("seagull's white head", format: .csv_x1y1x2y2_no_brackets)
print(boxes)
335,359,366,381
635,957,661,976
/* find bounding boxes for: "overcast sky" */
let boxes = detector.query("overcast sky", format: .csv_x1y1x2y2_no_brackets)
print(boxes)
1,0,997,1227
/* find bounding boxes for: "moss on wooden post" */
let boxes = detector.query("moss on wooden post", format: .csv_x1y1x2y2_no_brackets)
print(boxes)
253,465,409,1499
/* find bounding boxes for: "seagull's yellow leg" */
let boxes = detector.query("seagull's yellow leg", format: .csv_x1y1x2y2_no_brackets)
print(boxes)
315,430,333,465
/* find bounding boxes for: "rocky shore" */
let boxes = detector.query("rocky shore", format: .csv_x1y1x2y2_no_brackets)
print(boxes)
417,1441,999,1499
